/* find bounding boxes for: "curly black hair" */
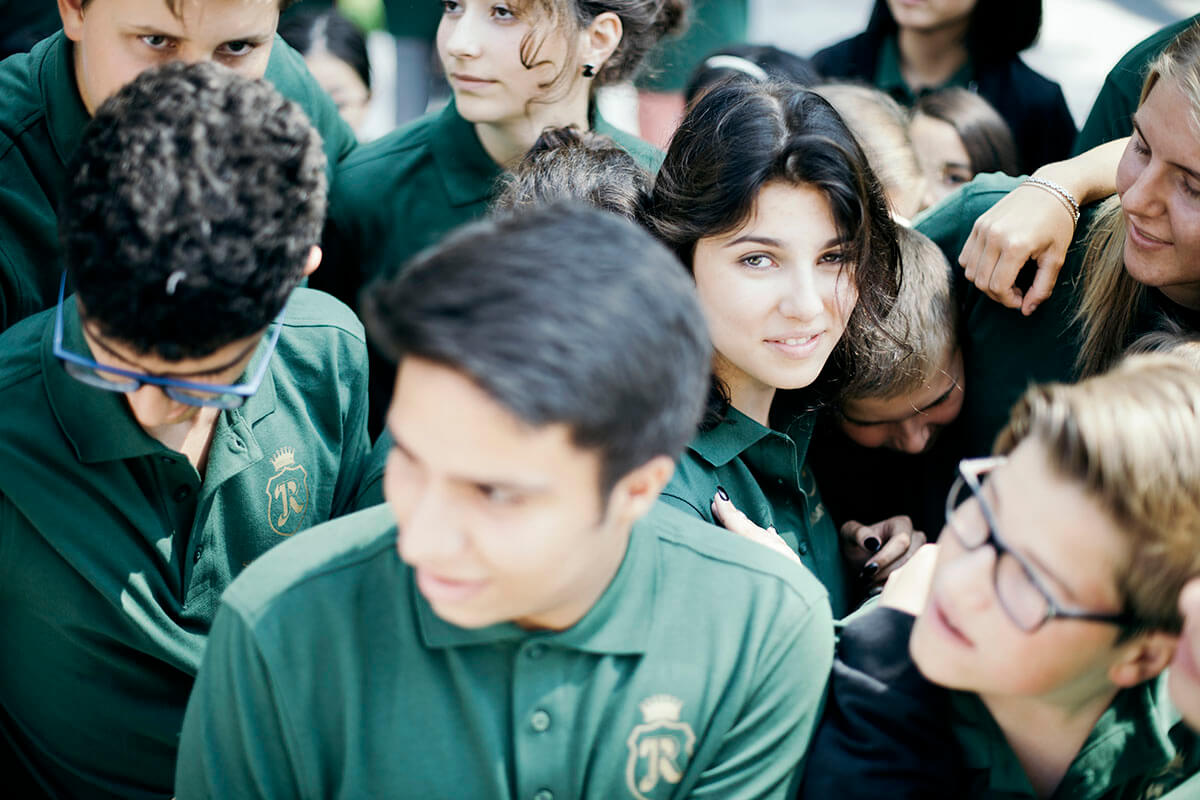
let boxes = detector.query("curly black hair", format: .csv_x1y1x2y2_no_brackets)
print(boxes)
60,61,327,360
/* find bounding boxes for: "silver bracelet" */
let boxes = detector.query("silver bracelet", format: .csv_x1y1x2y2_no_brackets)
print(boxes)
1023,176,1080,226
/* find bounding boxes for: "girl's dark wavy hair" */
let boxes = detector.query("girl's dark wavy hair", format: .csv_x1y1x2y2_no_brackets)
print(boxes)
866,0,1041,64
641,79,901,430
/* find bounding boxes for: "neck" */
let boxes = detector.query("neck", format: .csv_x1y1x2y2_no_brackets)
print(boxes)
980,686,1118,799
897,25,970,90
472,86,592,167
70,42,98,117
143,408,221,476
1159,283,1200,312
714,353,776,427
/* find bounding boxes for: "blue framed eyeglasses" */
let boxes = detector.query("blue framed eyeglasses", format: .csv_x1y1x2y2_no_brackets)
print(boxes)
52,272,284,410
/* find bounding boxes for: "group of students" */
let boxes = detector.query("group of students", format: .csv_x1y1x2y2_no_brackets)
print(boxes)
4,0,1200,798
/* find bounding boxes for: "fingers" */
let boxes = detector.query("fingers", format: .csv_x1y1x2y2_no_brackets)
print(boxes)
1021,245,1069,316
711,490,800,565
864,527,928,585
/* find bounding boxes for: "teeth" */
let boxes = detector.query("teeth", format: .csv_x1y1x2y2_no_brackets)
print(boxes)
782,336,814,346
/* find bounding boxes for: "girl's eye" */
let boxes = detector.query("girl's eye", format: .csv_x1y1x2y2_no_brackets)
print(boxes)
1182,177,1200,200
818,250,846,264
1131,134,1150,157
140,34,173,50
740,254,774,270
476,484,520,505
492,4,514,18
441,0,461,13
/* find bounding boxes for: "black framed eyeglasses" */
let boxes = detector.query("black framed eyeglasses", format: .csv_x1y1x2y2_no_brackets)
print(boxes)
52,271,283,410
944,457,1140,633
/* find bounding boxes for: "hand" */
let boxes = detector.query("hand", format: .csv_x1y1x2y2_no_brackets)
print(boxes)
958,138,1126,316
879,543,939,616
711,490,801,566
958,180,1075,315
840,516,927,591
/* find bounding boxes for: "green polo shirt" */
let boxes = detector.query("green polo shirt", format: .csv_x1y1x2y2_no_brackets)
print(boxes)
175,501,835,799
636,0,749,93
660,406,848,618
917,173,1200,457
950,677,1199,798
874,33,974,106
0,288,370,800
1074,15,1200,155
0,30,356,332
322,98,663,297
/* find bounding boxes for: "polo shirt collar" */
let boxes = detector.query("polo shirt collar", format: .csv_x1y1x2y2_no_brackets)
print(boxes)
874,34,975,105
688,405,817,469
40,31,91,173
43,296,279,464
429,99,504,208
951,680,1183,798
416,516,658,656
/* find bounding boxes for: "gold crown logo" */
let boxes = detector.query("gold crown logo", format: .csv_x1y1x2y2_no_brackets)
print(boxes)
270,447,296,471
638,694,684,724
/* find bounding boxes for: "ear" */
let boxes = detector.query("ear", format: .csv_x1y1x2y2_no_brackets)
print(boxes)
59,0,86,42
302,245,322,278
578,11,622,76
604,454,675,530
1108,631,1179,688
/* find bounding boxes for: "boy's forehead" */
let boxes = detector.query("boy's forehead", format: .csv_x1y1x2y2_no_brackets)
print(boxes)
83,0,283,21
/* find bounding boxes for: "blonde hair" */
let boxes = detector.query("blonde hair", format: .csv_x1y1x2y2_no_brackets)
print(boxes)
840,226,955,401
995,354,1200,634
1075,22,1200,377
817,83,926,220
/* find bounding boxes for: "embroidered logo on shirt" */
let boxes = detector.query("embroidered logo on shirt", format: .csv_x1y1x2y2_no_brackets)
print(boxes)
265,447,309,536
625,695,696,799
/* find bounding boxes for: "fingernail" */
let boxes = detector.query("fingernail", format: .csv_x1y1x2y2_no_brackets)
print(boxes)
861,562,879,578
716,486,729,501
864,537,881,553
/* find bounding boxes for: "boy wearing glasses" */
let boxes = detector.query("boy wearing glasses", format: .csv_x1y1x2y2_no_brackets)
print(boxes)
0,63,369,799
800,353,1200,799
0,0,355,331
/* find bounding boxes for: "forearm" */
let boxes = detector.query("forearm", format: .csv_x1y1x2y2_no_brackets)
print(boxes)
1033,138,1127,207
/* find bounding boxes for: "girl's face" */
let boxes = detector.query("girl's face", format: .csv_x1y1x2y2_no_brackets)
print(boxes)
909,111,974,209
437,0,573,127
910,441,1132,703
304,51,370,135
1116,77,1200,310
691,182,859,415
885,0,976,34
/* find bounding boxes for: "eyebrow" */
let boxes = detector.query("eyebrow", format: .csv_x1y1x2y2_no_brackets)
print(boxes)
724,235,842,250
88,325,258,378
1131,119,1200,182
386,426,551,495
842,382,958,426
125,24,275,43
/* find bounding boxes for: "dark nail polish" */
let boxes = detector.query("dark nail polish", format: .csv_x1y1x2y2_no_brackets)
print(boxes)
717,486,729,501
861,562,879,579
864,537,881,553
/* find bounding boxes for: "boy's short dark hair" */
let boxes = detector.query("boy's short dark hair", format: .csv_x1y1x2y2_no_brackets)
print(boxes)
364,203,712,493
491,126,650,221
60,61,327,360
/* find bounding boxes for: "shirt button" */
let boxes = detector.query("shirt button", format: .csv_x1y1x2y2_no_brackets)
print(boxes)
526,643,546,660
797,543,809,555
530,709,551,732
159,456,175,465
173,485,192,502
533,791,553,800
193,546,204,564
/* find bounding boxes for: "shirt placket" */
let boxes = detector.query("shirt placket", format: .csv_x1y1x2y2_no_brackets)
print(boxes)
512,638,569,800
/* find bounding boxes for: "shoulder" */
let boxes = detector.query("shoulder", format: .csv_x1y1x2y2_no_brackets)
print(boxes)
640,500,832,618
221,504,399,626
281,287,365,342
983,56,1069,107
0,35,52,150
0,308,50,397
602,125,663,172
811,31,878,78
339,111,439,175
1116,15,1197,78
916,172,1021,256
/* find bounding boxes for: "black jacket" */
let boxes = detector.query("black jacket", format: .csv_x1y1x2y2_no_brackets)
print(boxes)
798,608,966,799
813,32,1077,175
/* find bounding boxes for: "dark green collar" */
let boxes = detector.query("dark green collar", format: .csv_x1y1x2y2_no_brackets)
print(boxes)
40,31,91,174
951,678,1188,798
42,297,279,465
415,516,658,655
429,99,505,208
874,34,975,105
689,405,817,470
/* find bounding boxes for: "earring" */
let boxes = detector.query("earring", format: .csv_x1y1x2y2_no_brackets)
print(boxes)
582,63,596,78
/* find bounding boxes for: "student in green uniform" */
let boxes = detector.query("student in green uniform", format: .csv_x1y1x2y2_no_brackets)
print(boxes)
641,80,915,617
0,0,356,333
801,353,1200,799
0,63,370,799
918,23,1200,457
1074,15,1200,155
175,203,836,799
